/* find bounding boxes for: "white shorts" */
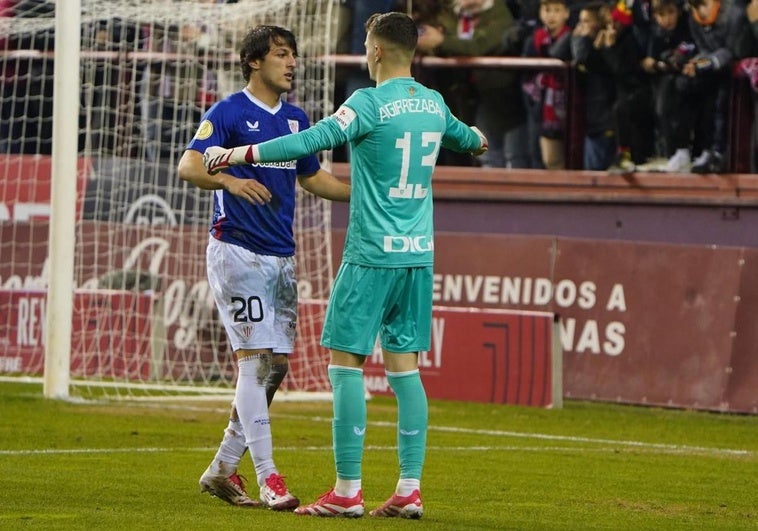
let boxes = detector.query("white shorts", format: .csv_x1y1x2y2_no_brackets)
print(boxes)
206,237,297,353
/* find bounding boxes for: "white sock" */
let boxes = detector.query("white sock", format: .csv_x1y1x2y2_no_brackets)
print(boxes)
396,478,420,497
235,356,277,487
335,478,362,498
210,417,246,472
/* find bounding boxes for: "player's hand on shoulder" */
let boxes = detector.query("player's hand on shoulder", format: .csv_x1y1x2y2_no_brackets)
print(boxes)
470,126,488,156
203,146,234,175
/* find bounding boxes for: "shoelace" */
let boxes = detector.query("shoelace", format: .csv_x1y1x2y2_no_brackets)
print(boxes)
266,474,288,496
229,473,248,493
317,489,336,503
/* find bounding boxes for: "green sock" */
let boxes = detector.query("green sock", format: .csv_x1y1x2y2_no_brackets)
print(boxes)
328,365,366,480
387,370,428,480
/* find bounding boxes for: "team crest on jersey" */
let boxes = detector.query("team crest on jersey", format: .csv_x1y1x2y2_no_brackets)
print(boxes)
333,105,357,130
288,119,299,134
408,87,416,96
241,325,254,339
194,120,213,140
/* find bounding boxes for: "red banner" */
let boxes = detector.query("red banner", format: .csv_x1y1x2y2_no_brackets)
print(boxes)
430,233,756,413
0,289,154,379
297,301,559,407
0,155,89,222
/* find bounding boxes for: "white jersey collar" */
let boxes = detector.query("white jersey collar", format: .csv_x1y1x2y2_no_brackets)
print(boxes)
243,87,283,114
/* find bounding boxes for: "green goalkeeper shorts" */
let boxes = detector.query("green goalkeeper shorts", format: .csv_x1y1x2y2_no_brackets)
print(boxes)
320,263,433,355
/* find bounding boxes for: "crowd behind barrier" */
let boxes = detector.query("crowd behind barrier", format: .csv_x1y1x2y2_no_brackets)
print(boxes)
1,0,757,173
1,49,755,172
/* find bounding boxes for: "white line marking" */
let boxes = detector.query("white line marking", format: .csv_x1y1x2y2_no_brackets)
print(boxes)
0,444,750,457
0,403,750,459
276,414,753,457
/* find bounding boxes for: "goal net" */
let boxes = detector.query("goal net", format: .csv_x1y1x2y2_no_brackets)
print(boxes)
0,0,339,399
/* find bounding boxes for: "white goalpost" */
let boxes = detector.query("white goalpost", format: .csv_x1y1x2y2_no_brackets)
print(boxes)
0,0,339,400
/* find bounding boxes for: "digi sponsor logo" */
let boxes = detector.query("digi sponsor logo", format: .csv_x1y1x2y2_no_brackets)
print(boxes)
383,235,434,254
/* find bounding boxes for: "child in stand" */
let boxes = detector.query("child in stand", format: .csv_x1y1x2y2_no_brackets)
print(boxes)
641,0,697,172
597,0,655,175
522,0,572,169
684,0,749,173
571,2,618,170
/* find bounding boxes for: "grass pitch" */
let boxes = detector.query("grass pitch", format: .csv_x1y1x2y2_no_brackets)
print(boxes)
0,381,756,530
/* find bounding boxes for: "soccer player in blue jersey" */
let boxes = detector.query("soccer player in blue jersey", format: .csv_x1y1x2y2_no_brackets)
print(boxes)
204,12,487,518
177,25,350,510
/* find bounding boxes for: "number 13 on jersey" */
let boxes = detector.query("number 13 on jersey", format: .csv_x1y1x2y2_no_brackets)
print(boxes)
388,131,441,200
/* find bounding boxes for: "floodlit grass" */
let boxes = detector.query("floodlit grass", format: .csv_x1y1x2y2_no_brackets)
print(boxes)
1,381,756,530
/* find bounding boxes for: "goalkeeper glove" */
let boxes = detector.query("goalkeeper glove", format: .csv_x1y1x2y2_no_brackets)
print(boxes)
471,126,488,156
203,145,255,175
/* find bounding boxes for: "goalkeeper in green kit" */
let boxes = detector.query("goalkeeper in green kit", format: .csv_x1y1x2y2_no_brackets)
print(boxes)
204,11,487,519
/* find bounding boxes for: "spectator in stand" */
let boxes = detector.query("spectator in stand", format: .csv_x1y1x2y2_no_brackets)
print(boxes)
416,0,529,168
0,0,55,155
571,1,617,170
83,18,140,156
339,0,396,97
522,0,572,169
598,0,655,175
503,0,545,168
503,0,542,52
641,0,697,172
631,0,654,56
140,17,218,163
684,0,750,173
333,0,395,162
744,0,758,171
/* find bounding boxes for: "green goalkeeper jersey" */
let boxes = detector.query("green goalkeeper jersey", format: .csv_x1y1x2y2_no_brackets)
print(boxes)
256,76,482,267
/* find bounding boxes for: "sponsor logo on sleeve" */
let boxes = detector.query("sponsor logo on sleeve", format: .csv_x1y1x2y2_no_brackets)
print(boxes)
334,105,357,130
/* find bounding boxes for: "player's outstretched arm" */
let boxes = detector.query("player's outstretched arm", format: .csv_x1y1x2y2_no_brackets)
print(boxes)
179,149,271,205
203,145,255,175
441,114,489,156
205,116,350,175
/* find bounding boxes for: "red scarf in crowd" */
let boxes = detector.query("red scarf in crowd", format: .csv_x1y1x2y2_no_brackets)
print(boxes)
532,25,571,133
